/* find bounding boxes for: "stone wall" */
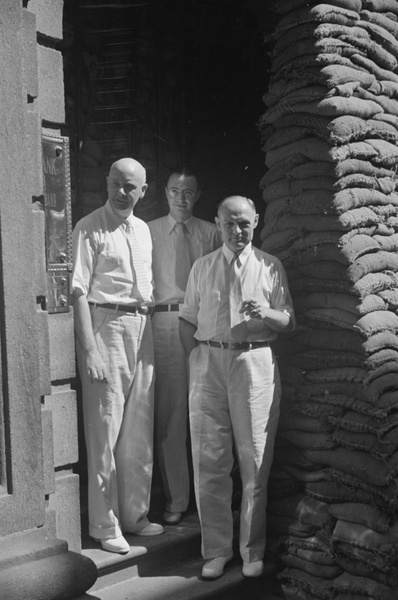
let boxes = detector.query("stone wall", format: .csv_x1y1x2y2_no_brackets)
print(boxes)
29,0,81,554
0,1,96,598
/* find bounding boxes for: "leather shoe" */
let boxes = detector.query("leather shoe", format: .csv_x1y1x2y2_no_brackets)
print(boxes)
163,511,182,525
95,536,130,554
202,551,234,579
242,560,264,577
127,522,164,536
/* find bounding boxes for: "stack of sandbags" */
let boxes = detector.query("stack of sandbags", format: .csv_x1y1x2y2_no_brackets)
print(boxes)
258,1,398,598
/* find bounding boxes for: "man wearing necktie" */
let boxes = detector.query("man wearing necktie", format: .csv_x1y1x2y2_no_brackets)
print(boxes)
148,168,220,526
72,158,164,555
179,195,295,579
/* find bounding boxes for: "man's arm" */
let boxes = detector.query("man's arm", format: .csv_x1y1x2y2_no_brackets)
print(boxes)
241,301,293,332
73,288,108,382
179,317,198,357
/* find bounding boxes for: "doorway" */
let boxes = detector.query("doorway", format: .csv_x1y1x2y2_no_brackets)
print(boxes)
62,0,272,544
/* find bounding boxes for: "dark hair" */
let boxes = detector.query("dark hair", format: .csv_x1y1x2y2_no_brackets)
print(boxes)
166,166,200,189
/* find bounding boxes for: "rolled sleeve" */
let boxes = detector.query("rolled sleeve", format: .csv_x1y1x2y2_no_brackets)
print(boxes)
271,260,296,329
179,264,200,326
71,224,95,297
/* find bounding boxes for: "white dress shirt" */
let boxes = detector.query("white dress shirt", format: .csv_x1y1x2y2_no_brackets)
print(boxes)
180,243,295,342
72,200,154,305
148,214,220,304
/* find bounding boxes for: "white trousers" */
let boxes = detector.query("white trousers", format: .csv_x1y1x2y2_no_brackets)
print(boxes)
152,311,190,512
77,305,155,540
189,343,281,562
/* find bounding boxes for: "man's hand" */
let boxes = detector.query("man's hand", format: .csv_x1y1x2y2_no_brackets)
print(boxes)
240,298,292,331
240,299,266,319
84,348,108,383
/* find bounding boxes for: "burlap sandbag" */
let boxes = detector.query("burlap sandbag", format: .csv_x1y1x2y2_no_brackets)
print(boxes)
332,426,398,459
351,53,398,84
282,553,343,579
361,9,398,39
273,4,360,38
329,503,391,534
272,0,363,15
302,447,398,487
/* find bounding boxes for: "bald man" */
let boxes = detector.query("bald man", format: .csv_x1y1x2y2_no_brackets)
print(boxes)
72,158,163,555
179,196,295,579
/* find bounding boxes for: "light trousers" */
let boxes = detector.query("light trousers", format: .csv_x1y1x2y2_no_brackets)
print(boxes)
189,343,281,562
152,311,190,512
77,305,155,540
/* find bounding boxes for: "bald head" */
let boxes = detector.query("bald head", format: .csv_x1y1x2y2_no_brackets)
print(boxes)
107,157,148,217
217,195,256,219
215,195,258,254
109,158,146,182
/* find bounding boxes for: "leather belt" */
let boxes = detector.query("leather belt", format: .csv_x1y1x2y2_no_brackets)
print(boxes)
89,302,154,316
154,304,180,312
199,340,269,351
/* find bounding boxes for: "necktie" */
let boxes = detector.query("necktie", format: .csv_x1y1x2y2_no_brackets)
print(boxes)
229,255,246,342
125,220,151,301
174,222,192,292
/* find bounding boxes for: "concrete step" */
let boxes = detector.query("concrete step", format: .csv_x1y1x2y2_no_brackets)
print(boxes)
84,555,282,600
82,513,202,591
79,512,282,600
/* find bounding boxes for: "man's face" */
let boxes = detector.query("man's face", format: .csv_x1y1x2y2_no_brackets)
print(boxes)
166,174,200,222
107,161,148,217
215,198,258,253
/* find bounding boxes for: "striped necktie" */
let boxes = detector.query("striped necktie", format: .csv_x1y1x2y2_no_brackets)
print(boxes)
125,220,151,301
174,222,191,292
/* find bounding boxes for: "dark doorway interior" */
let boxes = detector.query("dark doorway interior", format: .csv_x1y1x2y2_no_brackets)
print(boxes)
62,0,273,228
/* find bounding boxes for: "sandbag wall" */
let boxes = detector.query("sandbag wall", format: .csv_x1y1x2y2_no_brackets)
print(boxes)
258,1,398,599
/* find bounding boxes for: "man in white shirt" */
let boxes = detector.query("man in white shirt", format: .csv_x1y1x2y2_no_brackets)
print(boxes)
72,158,164,554
148,168,220,525
179,195,295,579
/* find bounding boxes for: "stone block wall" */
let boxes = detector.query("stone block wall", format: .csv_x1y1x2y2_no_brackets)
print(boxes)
0,2,96,598
27,0,82,553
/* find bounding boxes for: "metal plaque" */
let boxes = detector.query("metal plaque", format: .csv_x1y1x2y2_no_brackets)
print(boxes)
42,134,72,313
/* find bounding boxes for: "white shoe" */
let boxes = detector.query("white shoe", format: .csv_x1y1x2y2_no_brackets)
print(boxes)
126,522,165,536
202,552,234,579
163,511,183,525
242,559,264,577
95,536,130,554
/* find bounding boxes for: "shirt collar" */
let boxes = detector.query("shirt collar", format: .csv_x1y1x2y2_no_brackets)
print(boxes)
222,243,252,265
167,213,194,235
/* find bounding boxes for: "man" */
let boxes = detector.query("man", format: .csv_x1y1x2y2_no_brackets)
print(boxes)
72,158,164,555
148,167,220,525
179,196,295,579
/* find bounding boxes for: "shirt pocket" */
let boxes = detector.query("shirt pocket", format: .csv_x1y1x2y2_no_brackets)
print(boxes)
97,250,124,275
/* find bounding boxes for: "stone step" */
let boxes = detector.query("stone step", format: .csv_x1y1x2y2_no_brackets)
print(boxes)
82,513,202,591
85,555,282,600
79,512,282,600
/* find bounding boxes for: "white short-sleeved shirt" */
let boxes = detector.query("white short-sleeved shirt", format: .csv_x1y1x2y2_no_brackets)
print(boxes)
72,200,154,305
180,243,295,342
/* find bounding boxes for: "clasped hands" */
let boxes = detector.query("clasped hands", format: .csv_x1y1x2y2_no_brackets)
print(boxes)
239,299,268,320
